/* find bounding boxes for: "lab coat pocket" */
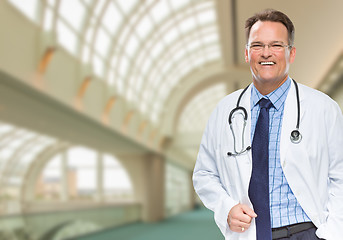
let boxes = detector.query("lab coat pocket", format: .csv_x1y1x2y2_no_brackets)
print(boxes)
284,142,323,223
285,142,317,186
217,149,251,201
215,149,238,195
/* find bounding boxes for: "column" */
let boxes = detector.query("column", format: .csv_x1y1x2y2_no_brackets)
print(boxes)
95,152,104,202
60,150,69,201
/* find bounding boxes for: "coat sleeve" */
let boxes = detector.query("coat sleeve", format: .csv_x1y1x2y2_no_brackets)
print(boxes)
192,105,239,237
317,101,343,239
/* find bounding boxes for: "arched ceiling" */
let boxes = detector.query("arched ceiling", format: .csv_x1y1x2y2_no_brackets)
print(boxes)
1,0,343,165
7,0,222,125
163,0,343,140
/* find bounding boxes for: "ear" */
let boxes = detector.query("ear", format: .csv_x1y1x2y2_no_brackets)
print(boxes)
245,48,249,63
289,47,296,64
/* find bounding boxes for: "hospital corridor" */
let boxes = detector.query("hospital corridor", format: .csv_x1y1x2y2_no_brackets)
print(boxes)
0,0,342,239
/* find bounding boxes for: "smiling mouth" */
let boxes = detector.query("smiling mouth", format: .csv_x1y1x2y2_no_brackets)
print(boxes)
259,61,275,65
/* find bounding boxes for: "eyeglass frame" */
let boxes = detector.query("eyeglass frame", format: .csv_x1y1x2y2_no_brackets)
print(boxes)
246,41,293,52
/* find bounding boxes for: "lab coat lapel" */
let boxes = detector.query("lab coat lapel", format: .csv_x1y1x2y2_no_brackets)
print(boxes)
241,84,252,159
238,84,254,206
280,80,305,164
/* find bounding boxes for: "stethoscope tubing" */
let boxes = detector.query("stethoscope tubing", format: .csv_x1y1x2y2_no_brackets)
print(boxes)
228,79,302,156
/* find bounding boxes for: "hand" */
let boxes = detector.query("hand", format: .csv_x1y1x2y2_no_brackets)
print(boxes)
227,203,257,233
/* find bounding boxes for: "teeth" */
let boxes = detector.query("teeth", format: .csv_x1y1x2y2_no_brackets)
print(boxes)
260,61,275,65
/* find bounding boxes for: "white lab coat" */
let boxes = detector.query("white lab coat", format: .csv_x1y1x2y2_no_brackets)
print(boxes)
193,80,343,240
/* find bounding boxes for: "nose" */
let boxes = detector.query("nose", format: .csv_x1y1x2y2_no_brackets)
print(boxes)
261,45,272,57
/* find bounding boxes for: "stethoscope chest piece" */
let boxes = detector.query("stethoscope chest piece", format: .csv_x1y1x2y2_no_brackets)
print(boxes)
290,129,302,144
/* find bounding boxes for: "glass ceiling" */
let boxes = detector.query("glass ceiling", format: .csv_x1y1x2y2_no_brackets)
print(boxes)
7,0,222,125
177,83,227,133
0,121,57,202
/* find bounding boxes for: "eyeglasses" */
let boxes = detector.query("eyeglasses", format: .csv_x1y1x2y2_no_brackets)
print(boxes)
247,42,292,52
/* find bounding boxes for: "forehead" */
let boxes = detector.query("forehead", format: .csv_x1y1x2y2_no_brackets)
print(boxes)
248,21,288,43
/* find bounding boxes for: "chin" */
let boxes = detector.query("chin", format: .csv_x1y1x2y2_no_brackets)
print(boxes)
257,75,278,82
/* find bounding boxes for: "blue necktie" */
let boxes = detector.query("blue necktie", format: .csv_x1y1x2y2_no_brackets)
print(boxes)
249,98,273,240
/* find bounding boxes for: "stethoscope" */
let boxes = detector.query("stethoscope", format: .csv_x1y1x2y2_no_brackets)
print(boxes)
227,79,302,156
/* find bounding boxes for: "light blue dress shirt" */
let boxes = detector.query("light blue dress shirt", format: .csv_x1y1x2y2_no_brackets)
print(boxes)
250,77,311,228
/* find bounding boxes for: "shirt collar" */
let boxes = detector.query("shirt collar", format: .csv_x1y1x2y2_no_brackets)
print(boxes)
251,77,291,111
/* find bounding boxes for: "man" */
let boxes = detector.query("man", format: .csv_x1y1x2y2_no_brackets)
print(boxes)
193,9,343,240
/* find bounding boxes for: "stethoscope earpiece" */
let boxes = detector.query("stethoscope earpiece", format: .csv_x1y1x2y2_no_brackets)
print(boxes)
227,146,251,156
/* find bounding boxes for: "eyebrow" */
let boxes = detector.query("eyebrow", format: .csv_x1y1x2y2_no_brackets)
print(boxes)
250,41,285,45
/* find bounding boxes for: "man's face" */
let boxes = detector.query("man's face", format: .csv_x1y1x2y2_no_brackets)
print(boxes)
245,21,296,91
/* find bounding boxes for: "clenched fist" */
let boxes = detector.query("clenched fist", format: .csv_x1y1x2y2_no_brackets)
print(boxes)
227,203,257,232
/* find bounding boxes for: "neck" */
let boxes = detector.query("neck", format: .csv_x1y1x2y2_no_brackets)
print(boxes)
253,75,289,95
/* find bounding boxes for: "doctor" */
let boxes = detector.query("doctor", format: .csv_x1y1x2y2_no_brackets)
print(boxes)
193,9,343,240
